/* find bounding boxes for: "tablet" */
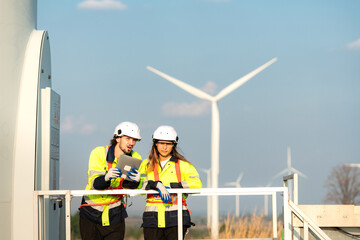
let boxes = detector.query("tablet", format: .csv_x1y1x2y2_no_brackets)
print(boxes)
116,154,142,178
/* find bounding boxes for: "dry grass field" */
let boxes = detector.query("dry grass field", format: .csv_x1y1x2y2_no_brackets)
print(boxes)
216,212,283,239
72,211,283,239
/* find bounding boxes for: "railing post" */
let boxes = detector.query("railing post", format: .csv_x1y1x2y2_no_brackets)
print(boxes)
65,191,71,240
39,194,45,240
34,192,39,240
272,192,277,240
293,173,298,205
303,221,309,240
283,188,290,240
177,192,183,240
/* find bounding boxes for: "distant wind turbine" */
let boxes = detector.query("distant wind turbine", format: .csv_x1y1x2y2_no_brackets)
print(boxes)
147,57,277,238
200,168,211,228
272,147,307,180
225,172,243,218
272,147,306,203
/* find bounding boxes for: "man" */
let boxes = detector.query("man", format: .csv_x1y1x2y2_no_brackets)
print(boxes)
79,121,142,240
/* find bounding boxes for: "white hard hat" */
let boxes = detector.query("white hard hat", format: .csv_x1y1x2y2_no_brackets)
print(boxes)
152,125,178,143
114,121,141,141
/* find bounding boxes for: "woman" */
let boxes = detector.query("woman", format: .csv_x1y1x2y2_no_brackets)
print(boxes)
127,125,202,240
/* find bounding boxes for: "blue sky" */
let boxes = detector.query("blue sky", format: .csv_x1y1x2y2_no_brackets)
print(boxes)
38,0,360,214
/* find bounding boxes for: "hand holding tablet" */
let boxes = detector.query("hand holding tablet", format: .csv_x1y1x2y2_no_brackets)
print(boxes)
116,154,142,180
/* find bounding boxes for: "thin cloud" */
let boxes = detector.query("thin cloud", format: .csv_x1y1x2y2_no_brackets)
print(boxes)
61,115,96,134
162,81,217,117
81,124,97,134
202,81,217,95
78,0,127,10
346,38,360,50
163,101,210,117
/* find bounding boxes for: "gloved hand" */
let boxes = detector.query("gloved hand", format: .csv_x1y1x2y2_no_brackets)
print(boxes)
156,182,171,203
104,167,122,182
127,168,140,182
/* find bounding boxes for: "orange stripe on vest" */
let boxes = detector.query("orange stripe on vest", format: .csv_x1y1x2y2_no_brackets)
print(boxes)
79,150,124,208
147,159,190,213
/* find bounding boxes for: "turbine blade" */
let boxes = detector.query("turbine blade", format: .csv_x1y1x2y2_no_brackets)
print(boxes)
271,168,288,180
237,172,244,183
147,66,214,101
200,168,210,172
214,58,277,101
200,168,211,174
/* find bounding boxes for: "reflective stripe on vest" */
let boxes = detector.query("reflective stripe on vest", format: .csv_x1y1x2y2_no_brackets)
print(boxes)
79,147,124,209
147,159,190,212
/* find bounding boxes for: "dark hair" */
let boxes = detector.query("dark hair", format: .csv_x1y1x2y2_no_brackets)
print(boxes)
147,141,191,173
109,135,118,146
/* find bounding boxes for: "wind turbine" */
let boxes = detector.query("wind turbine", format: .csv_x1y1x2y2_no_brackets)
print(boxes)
272,146,307,180
147,57,277,238
263,182,272,216
272,147,307,203
225,172,243,218
200,168,212,228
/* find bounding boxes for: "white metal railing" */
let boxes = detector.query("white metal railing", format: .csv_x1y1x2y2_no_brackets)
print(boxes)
288,201,331,240
34,187,289,240
283,174,331,240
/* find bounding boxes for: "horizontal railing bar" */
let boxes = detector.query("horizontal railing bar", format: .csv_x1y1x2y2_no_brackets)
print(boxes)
35,187,287,197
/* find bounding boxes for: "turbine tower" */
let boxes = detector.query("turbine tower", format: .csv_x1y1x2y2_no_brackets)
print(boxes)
263,182,272,216
147,58,277,238
225,172,243,218
200,168,212,228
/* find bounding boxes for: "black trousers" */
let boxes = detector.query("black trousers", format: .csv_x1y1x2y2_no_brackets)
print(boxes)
79,215,125,240
143,227,188,240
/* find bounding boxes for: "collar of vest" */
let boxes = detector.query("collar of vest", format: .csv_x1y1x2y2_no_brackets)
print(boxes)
106,144,132,163
169,156,178,163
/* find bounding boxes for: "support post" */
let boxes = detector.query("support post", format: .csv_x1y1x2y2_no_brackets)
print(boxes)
304,221,309,240
283,188,290,240
65,191,71,240
293,173,298,205
34,192,39,240
177,192,183,240
272,192,277,239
